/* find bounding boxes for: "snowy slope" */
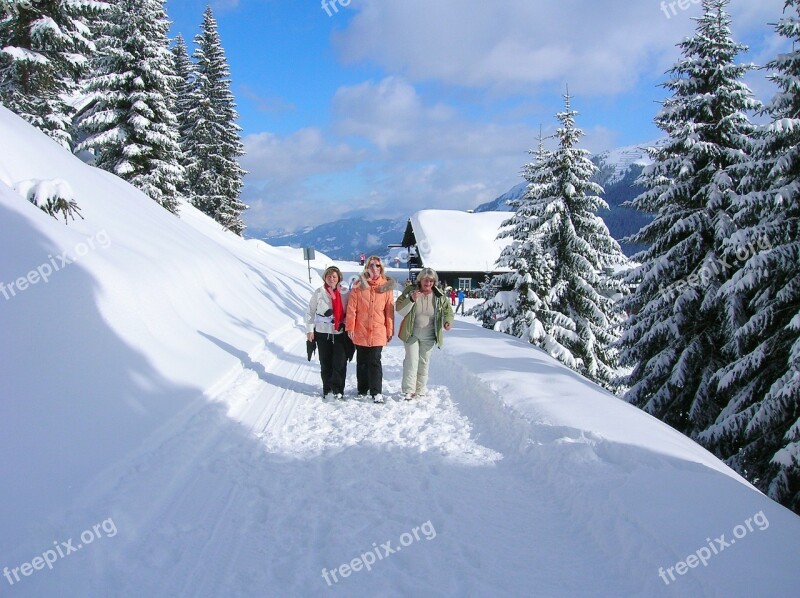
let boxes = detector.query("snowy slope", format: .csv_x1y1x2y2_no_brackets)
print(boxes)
2,106,800,597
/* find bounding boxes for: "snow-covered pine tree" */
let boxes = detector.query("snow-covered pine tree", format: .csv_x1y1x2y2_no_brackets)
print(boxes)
184,7,246,235
0,0,107,148
494,93,628,391
493,128,554,342
698,0,800,514
16,177,83,222
469,273,506,329
619,0,759,436
470,280,512,331
74,0,184,214
170,33,194,198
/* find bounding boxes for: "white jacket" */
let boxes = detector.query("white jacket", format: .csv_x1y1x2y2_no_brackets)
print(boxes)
305,284,350,335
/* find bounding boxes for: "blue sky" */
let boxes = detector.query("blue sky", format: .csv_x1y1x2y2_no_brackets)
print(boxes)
165,0,788,234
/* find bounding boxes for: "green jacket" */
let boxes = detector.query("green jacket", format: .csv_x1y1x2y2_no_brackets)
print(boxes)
396,285,455,348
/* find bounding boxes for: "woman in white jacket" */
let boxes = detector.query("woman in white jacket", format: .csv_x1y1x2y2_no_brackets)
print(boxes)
305,266,350,399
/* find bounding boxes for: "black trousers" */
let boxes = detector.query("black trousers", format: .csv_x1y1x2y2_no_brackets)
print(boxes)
316,332,348,395
356,345,383,397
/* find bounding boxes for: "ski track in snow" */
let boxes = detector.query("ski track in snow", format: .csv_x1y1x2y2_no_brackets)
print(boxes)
17,323,665,597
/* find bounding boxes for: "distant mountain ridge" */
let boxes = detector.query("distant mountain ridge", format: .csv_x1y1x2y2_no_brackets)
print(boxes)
255,142,658,259
252,217,406,262
474,142,654,255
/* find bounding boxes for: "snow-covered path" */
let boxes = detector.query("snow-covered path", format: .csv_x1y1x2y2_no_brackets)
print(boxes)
225,322,501,464
12,316,800,597
24,321,650,597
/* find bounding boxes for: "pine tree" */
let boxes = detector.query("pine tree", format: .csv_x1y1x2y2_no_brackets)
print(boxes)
0,0,107,148
170,33,194,198
74,0,184,213
470,280,512,331
492,93,628,390
619,0,759,435
185,7,246,235
470,273,504,328
698,0,800,514
494,129,554,343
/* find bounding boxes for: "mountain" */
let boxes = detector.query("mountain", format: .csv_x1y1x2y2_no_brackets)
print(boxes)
4,106,800,594
472,181,529,213
475,142,656,255
252,216,407,262
259,142,657,260
590,142,656,255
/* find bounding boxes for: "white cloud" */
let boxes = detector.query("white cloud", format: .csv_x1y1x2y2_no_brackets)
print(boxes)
332,0,786,95
240,129,369,232
324,76,548,220
243,184,356,235
332,77,430,151
332,76,536,159
242,128,365,181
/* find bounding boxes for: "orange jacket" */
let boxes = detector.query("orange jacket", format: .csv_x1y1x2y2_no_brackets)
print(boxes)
346,273,395,347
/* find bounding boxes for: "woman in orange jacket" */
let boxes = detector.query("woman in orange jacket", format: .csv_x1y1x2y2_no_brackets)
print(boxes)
346,255,395,403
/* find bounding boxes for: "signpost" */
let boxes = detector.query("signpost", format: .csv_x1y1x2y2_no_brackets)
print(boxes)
303,247,315,283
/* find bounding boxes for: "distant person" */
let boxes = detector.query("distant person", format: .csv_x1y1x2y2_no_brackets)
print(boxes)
359,253,366,266
305,266,350,399
456,288,465,314
449,288,456,306
346,256,395,403
396,268,454,400
393,255,400,268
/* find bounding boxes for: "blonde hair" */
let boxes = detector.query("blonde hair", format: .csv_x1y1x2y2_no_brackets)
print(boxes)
417,267,438,285
362,255,384,276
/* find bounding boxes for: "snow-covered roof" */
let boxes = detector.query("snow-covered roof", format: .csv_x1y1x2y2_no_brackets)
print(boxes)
410,209,512,272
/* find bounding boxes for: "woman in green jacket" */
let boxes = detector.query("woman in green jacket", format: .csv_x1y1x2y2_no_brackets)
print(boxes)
395,267,454,400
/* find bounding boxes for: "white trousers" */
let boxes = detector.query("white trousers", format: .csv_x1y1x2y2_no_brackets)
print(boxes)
401,334,436,395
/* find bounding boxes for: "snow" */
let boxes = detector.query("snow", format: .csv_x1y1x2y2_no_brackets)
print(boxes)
0,45,48,64
1,105,800,596
594,140,657,185
411,209,512,272
13,177,74,204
